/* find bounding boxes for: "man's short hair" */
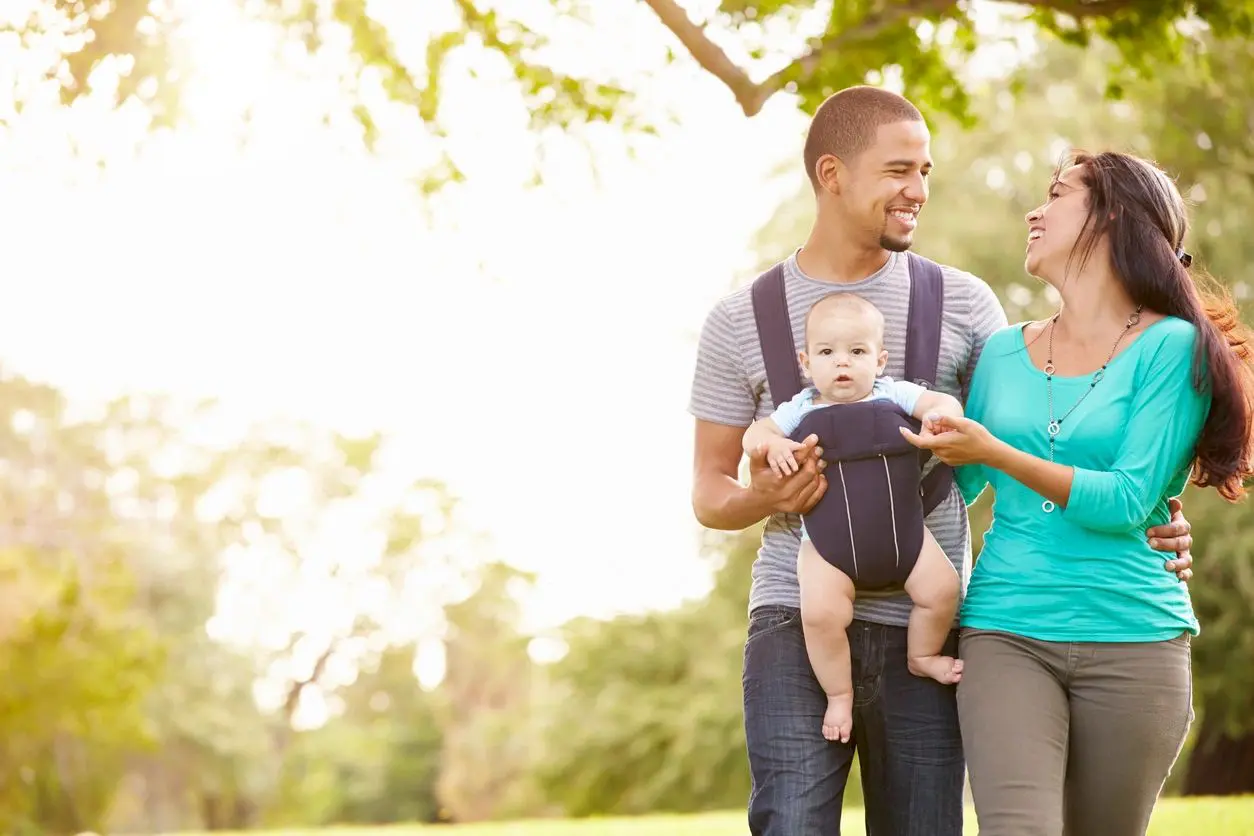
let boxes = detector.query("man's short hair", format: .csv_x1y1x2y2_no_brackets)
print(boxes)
803,86,924,189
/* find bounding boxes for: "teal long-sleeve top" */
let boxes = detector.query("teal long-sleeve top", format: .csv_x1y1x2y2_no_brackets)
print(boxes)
957,316,1208,642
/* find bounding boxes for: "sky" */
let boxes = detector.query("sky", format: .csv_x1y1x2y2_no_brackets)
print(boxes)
0,0,1027,708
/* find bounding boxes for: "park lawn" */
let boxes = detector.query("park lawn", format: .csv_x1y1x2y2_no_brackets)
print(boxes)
198,796,1254,835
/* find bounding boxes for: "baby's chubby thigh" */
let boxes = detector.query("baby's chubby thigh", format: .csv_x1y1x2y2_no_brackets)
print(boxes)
904,526,960,611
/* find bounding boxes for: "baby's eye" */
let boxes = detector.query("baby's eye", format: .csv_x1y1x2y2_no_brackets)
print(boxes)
851,348,865,355
819,348,832,355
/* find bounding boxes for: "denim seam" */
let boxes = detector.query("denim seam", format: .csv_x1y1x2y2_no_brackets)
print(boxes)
746,610,800,643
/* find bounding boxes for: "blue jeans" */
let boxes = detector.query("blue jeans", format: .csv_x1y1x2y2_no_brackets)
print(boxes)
742,605,964,835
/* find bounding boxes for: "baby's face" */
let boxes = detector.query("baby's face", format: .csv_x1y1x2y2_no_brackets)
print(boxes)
800,308,887,403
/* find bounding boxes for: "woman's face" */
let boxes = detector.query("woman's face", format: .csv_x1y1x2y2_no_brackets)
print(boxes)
1024,164,1094,286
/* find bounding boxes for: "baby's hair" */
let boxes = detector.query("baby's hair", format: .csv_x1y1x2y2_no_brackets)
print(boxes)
804,292,886,350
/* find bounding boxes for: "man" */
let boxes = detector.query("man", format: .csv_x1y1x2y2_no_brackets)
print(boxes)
687,86,1195,835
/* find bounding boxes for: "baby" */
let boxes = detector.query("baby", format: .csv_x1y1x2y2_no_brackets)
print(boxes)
743,292,964,743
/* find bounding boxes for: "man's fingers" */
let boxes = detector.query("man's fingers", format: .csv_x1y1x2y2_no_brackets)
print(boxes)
1149,534,1193,553
792,438,822,463
799,474,828,512
1165,555,1193,572
1148,520,1190,538
1165,551,1193,572
787,470,826,511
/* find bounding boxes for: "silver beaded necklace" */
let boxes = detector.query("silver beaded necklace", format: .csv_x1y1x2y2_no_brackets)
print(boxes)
1040,305,1144,513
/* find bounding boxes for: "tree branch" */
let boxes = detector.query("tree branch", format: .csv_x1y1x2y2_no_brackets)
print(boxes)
281,645,335,723
1016,0,1142,17
639,0,764,115
641,0,1142,117
758,0,958,108
641,0,959,116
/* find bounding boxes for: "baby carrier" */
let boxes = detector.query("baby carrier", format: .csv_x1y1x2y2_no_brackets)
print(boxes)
751,253,954,591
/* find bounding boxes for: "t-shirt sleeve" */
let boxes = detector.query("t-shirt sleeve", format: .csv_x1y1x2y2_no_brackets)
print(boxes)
885,378,927,416
769,388,813,436
962,275,1010,403
1061,322,1211,532
687,301,756,427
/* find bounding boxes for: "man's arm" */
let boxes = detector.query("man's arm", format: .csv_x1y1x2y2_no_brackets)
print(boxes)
693,419,827,531
687,298,826,530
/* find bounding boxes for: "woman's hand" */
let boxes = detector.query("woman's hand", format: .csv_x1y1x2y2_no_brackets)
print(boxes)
900,414,1002,466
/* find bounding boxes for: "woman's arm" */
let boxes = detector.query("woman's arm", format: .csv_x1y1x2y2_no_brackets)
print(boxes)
905,322,1211,532
1054,326,1210,531
983,441,1073,507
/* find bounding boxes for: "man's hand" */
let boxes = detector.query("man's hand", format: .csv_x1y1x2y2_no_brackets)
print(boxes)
748,433,828,515
1147,496,1193,582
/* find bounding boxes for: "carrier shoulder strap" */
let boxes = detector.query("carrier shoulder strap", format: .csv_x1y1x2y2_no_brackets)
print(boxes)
904,252,954,514
749,255,955,515
904,251,944,388
750,263,802,409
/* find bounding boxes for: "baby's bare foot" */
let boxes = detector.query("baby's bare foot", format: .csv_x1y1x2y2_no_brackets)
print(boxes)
908,655,964,685
822,694,853,743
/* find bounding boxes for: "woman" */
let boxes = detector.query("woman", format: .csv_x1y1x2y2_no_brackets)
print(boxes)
902,150,1254,835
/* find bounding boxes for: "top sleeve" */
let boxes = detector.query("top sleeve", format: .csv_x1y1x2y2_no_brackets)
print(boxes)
687,301,756,427
885,378,928,416
1061,322,1211,532
768,388,815,436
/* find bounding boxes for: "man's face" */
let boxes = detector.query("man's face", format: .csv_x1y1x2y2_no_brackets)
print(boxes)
830,121,932,252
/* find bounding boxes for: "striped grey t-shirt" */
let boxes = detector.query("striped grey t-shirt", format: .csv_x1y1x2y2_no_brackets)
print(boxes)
688,249,1008,626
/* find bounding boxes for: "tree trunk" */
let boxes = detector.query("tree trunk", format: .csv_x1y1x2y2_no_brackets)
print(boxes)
1182,715,1254,795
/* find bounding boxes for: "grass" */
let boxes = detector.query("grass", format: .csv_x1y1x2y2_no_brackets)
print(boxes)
196,796,1254,835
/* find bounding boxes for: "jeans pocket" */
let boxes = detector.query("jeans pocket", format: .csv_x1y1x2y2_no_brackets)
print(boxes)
747,606,800,642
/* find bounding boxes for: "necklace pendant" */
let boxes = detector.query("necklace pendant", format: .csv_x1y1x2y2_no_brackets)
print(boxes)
1042,499,1056,513
1047,420,1061,437
1043,361,1056,376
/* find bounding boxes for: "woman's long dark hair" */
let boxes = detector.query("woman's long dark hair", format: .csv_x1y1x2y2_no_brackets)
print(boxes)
1063,150,1254,501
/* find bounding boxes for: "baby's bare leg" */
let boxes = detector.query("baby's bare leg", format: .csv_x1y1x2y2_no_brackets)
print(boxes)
798,540,856,742
903,527,963,685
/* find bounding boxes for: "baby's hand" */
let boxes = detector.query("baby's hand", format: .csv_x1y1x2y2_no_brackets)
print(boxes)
765,437,807,478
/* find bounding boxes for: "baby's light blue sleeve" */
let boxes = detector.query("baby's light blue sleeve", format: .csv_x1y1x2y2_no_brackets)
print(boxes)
769,388,813,436
886,378,928,416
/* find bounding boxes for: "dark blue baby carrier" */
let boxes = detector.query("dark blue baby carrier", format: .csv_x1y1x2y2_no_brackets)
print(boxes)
751,253,953,590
